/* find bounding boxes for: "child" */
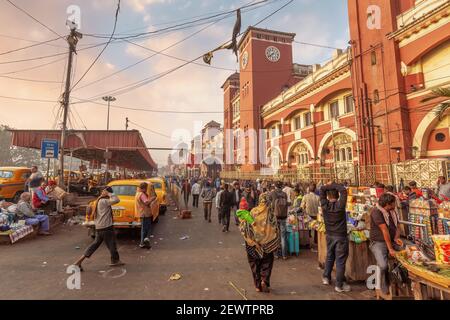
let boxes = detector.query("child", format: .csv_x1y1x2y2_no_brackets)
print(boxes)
236,198,254,224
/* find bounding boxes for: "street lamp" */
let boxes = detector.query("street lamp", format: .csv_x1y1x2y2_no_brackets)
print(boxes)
102,96,116,130
391,147,402,163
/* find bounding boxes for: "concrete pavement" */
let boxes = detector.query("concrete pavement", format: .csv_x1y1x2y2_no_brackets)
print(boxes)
0,200,374,300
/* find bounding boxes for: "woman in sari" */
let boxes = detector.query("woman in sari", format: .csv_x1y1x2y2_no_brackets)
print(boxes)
239,192,279,293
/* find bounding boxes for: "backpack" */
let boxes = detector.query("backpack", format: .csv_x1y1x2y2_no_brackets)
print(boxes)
273,191,288,219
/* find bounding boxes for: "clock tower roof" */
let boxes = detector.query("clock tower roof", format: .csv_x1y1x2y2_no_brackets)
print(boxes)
238,26,296,50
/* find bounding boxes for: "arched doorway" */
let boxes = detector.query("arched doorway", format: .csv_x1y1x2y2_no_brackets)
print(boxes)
413,105,450,158
267,147,282,171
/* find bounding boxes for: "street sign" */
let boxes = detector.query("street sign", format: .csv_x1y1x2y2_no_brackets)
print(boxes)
41,139,59,159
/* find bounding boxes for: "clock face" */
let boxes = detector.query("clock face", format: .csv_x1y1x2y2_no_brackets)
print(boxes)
241,51,249,69
265,46,280,62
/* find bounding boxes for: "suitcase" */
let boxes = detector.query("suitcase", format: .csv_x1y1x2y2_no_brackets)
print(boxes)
288,231,300,256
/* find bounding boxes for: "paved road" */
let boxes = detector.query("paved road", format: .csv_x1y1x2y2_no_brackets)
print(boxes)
1,201,374,300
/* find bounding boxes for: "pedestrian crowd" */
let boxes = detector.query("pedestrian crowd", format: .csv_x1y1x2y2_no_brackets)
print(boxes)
169,174,450,295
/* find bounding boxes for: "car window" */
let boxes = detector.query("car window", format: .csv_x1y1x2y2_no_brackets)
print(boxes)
152,182,162,189
22,172,31,179
111,185,137,196
0,171,14,179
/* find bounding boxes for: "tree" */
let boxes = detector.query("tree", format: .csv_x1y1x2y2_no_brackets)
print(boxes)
0,125,45,167
421,87,450,120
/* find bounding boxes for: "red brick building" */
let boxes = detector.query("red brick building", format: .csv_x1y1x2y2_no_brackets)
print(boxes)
222,0,450,186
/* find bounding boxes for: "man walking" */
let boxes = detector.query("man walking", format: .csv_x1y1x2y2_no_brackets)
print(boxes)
269,181,289,260
181,179,191,209
220,183,234,233
320,182,350,292
73,187,124,270
201,181,216,223
216,184,225,224
231,181,243,226
191,180,201,208
135,182,156,249
282,182,293,207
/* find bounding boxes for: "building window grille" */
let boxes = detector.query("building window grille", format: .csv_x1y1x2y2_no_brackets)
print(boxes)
344,95,354,113
294,116,301,130
304,112,312,126
330,101,339,119
371,51,377,65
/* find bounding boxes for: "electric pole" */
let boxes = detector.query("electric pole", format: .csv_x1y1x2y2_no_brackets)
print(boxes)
58,27,82,188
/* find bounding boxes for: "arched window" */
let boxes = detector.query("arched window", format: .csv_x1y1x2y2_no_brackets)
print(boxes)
347,147,353,161
330,134,353,163
341,148,346,162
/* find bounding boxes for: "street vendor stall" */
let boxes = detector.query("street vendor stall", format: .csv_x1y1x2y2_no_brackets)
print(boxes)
396,239,450,300
394,198,450,299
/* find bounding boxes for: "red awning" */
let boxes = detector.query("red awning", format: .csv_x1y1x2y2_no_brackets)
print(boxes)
9,129,157,171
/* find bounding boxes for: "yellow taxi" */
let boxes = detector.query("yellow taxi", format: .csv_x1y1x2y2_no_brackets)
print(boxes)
84,179,160,235
148,177,168,214
0,167,31,202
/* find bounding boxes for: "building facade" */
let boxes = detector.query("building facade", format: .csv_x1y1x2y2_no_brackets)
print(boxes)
188,120,223,179
221,0,450,186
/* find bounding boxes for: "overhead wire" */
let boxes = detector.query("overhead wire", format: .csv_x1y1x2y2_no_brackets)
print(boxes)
0,36,63,56
71,11,235,93
128,120,172,139
69,0,280,93
5,0,63,39
83,0,272,40
83,0,295,101
69,0,122,91
0,56,67,75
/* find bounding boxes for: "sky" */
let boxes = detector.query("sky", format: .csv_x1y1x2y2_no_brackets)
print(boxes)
0,0,350,166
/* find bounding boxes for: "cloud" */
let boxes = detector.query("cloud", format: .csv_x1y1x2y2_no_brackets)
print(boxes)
0,0,349,165
127,0,169,13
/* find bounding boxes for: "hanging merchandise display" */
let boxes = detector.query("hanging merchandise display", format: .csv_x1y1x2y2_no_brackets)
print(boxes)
346,187,376,243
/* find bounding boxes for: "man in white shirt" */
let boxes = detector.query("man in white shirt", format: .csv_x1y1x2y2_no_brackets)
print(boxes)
73,187,124,270
282,182,293,206
191,181,201,208
301,183,321,251
216,184,224,224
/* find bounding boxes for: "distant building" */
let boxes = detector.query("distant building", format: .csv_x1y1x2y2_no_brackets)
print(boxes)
188,121,223,179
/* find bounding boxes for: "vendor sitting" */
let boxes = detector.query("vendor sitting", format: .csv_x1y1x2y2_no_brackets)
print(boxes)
17,192,51,235
369,193,403,297
33,182,56,212
46,180,67,212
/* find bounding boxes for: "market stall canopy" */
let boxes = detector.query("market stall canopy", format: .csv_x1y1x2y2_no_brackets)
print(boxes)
9,129,157,172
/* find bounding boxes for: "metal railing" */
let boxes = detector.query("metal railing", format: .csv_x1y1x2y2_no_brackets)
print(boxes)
221,160,450,187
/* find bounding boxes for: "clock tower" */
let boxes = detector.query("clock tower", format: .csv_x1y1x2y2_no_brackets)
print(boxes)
237,27,296,170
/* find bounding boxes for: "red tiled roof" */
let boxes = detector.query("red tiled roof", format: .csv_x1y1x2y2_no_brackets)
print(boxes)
9,129,157,171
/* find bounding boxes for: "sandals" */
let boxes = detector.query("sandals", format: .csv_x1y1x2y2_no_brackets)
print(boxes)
261,282,270,293
109,261,125,267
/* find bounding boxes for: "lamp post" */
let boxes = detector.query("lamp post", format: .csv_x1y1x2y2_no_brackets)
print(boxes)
391,147,402,163
102,96,116,130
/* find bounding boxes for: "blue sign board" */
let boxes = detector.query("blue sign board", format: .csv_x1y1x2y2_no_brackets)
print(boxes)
41,139,59,159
